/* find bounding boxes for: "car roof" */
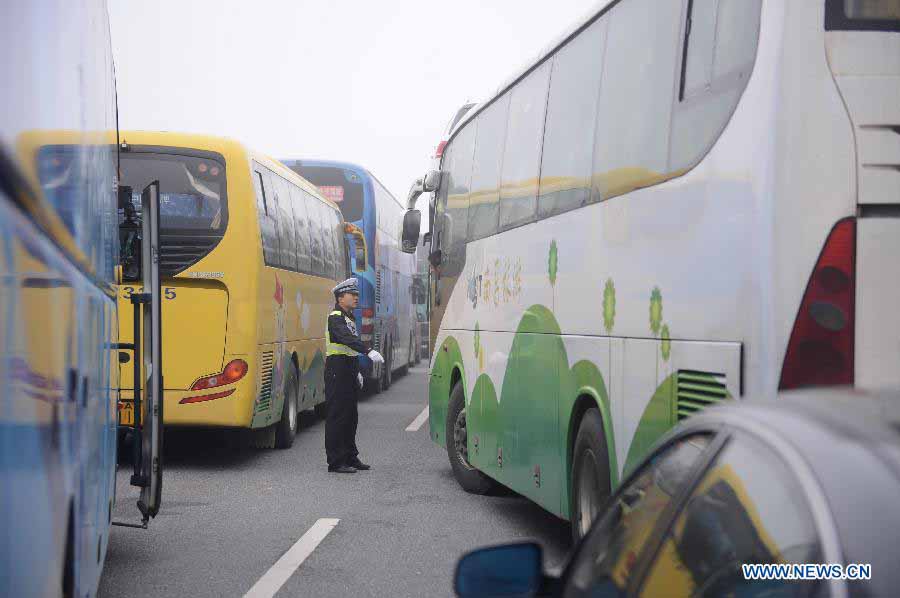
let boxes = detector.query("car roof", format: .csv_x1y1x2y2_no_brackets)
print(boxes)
679,390,900,591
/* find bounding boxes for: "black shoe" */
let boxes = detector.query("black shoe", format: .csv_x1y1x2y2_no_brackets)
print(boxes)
328,464,357,473
348,458,370,471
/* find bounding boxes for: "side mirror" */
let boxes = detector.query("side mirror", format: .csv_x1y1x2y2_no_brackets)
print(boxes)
401,210,421,254
423,169,441,192
454,542,544,598
344,222,368,274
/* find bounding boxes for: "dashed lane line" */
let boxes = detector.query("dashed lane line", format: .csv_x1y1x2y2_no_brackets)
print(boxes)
243,518,340,598
405,405,430,432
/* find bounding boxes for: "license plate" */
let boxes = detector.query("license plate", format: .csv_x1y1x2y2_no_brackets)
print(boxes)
118,402,135,426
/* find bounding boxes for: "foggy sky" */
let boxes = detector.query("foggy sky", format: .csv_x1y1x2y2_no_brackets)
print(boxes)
108,0,595,209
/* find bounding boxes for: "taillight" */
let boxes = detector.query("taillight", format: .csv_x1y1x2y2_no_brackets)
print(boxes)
434,140,447,159
779,218,856,390
362,308,375,318
190,359,249,391
361,323,374,334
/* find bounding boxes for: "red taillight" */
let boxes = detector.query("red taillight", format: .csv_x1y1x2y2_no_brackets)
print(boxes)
190,359,249,391
434,140,447,159
779,218,856,390
362,308,375,318
361,323,374,334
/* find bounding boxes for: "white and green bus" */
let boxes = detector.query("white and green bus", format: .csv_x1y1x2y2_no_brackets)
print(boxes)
401,0,900,539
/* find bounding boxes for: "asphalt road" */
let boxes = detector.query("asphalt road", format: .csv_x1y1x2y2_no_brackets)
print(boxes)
99,367,572,598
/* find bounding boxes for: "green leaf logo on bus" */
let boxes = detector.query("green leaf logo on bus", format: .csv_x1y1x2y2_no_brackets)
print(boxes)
660,324,671,362
650,287,663,336
603,278,616,333
548,240,558,287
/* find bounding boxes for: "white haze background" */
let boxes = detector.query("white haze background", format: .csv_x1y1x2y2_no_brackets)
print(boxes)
108,0,596,210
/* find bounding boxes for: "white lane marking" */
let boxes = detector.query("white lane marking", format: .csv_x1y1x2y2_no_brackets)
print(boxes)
406,405,429,432
244,518,339,598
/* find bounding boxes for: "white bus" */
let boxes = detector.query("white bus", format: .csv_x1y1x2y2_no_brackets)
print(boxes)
402,0,900,539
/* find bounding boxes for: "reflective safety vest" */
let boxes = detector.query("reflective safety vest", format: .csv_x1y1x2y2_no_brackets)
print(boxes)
325,310,361,358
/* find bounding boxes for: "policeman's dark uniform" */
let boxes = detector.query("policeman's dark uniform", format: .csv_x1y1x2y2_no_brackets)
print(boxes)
324,301,370,470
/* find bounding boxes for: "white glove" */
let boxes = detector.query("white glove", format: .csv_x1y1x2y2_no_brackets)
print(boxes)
357,373,364,388
367,350,384,364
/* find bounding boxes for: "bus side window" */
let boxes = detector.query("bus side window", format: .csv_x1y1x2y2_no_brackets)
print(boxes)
538,17,606,218
304,190,325,277
670,0,762,171
255,168,281,267
329,208,345,279
290,184,312,274
273,176,298,271
591,0,681,202
318,201,337,280
468,95,509,241
499,62,550,230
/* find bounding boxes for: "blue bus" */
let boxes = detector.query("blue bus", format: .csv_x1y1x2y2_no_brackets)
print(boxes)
1,2,162,595
282,160,419,391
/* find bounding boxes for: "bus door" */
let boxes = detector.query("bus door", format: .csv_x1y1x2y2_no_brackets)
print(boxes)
114,182,164,527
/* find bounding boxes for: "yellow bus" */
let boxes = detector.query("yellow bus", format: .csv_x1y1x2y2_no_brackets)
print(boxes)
116,131,363,448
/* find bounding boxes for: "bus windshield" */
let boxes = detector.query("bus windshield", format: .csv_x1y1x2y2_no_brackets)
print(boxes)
120,152,227,232
289,165,365,222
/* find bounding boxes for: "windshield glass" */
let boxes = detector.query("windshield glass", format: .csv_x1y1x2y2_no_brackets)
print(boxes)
120,151,227,231
289,164,365,222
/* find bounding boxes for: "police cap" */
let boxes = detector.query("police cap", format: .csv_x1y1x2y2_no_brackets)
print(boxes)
332,278,360,297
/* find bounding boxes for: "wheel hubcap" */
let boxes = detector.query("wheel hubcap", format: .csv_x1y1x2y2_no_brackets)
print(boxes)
577,450,601,537
453,409,474,470
288,390,297,432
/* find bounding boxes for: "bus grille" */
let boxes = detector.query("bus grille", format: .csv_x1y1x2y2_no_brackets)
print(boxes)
256,351,275,414
160,233,224,276
675,370,728,420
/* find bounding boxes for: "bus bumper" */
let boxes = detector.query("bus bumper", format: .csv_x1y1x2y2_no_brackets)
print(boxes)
117,385,255,428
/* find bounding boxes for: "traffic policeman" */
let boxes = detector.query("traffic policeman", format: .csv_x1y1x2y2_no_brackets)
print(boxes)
325,278,384,473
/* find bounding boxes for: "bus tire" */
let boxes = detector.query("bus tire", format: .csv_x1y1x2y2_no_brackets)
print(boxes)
274,365,299,449
570,409,611,542
397,334,411,377
382,339,393,390
446,382,495,495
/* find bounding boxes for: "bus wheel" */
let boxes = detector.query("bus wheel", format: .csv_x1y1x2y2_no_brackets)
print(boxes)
446,382,495,494
570,409,611,542
397,334,411,377
274,366,299,449
382,340,393,390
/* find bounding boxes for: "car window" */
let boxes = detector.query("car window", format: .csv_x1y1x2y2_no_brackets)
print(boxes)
564,434,712,598
638,435,822,597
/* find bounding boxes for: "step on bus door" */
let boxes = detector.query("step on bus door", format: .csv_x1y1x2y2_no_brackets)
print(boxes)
114,181,164,528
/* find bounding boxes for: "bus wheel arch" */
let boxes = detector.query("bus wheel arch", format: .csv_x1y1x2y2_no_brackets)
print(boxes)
446,376,496,494
274,358,300,449
568,396,613,542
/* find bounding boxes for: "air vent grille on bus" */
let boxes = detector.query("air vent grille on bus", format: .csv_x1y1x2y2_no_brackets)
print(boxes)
160,233,224,276
676,370,728,420
256,351,275,414
375,270,382,305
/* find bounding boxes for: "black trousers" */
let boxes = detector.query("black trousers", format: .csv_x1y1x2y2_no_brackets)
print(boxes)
324,356,359,467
